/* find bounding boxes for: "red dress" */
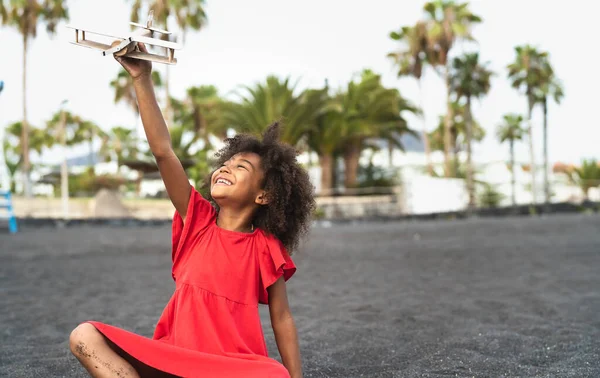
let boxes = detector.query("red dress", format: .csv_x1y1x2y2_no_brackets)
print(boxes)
86,188,296,377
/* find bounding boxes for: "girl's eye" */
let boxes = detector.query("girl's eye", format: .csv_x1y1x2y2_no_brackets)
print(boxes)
237,165,247,170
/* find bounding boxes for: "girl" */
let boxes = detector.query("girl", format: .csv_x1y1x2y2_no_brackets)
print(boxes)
69,43,315,378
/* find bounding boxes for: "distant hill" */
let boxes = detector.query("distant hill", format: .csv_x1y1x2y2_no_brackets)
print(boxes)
370,134,425,153
400,133,425,152
48,151,101,169
68,151,101,167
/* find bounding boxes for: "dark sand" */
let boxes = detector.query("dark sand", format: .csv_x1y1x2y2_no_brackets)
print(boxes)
1,214,599,377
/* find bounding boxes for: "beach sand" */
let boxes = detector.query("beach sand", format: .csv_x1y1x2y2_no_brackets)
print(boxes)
1,213,599,377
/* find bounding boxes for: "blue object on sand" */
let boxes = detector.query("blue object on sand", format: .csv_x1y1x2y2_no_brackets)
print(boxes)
0,190,18,233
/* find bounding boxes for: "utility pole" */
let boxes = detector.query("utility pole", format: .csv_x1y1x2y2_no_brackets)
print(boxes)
59,100,69,219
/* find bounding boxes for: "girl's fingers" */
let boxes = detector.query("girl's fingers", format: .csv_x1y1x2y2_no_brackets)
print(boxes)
138,42,148,53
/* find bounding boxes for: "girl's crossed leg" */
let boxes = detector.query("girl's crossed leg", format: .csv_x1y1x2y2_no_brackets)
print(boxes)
69,323,179,378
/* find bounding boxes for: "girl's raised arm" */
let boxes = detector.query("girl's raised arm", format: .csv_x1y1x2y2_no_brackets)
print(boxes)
116,44,191,219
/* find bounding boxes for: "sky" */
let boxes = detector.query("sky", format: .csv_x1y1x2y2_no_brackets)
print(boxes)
0,0,598,167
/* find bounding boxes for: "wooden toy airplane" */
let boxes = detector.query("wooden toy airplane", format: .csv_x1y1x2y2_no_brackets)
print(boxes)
66,11,182,65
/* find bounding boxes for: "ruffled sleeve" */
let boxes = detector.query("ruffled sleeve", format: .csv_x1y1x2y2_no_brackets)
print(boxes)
171,187,216,280
258,236,296,304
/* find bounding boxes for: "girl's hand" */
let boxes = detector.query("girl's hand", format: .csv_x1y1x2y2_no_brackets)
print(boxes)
114,43,152,80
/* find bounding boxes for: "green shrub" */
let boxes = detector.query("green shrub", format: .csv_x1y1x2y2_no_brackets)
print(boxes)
67,171,125,196
478,183,504,208
357,161,397,189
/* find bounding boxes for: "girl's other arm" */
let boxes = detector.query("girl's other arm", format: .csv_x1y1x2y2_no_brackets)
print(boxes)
116,44,191,219
268,277,303,378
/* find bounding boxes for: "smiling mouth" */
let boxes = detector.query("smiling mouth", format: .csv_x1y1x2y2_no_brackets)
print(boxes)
215,178,232,186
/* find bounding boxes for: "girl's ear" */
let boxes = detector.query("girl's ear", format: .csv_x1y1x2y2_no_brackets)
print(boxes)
255,191,270,205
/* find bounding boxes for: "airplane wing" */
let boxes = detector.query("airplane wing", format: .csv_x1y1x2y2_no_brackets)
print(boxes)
130,35,182,50
126,51,178,65
70,40,112,51
129,22,171,35
65,24,126,41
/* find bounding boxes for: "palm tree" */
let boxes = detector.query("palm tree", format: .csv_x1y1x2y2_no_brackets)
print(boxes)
450,52,493,209
101,126,145,195
184,85,227,146
429,101,486,169
166,94,215,185
45,110,99,201
110,69,162,113
46,111,99,148
496,114,525,206
534,60,564,205
334,70,417,188
110,69,162,129
305,87,344,193
507,45,549,204
78,121,105,167
388,21,434,174
3,122,53,192
229,79,337,193
4,122,52,161
110,68,161,162
129,0,207,124
168,124,201,161
0,0,69,197
571,160,600,200
2,139,19,192
423,0,482,177
224,76,323,146
169,95,206,156
116,102,205,194
110,69,139,116
99,126,141,168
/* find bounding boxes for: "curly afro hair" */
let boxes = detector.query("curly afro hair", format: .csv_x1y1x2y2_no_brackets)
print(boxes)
203,121,316,253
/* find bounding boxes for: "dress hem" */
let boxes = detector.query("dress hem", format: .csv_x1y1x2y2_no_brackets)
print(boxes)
85,321,290,378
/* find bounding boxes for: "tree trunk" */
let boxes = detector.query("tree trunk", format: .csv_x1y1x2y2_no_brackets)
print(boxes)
465,96,475,211
60,110,69,218
453,143,460,178
22,35,32,197
388,138,394,169
136,171,144,197
116,138,123,174
134,110,140,141
542,97,550,205
318,153,333,195
418,80,434,175
443,66,453,177
509,139,516,207
343,141,361,189
331,154,339,190
527,95,537,205
89,128,95,168
198,111,211,148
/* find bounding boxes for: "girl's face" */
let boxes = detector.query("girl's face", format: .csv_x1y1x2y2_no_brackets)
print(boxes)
210,152,268,207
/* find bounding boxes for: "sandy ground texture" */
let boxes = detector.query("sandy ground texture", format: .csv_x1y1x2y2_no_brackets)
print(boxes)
1,214,599,378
